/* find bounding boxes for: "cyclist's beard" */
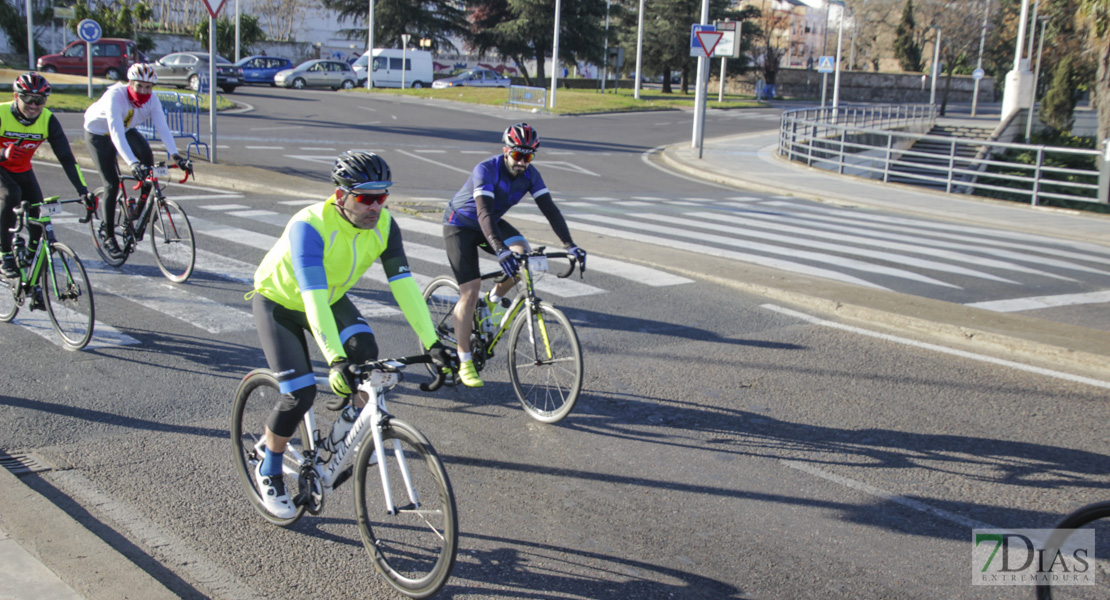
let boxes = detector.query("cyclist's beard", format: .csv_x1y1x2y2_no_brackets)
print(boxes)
336,201,379,229
10,103,36,126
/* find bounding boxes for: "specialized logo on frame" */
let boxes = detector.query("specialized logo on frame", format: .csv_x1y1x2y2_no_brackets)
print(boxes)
972,529,1095,586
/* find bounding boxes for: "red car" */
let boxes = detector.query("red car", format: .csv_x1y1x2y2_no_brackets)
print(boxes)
36,38,149,80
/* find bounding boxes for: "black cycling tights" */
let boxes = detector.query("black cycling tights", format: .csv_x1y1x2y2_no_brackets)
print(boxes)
84,128,154,233
0,168,44,253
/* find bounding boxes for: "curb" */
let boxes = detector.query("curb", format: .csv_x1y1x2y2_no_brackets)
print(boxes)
0,466,178,600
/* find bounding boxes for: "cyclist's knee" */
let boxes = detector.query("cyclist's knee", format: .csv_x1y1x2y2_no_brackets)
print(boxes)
267,385,315,436
344,332,378,364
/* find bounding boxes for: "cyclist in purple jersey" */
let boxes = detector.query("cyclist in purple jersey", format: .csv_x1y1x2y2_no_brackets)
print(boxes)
441,123,586,387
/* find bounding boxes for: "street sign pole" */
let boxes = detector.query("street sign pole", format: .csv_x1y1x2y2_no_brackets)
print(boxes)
401,34,410,89
77,19,102,98
200,0,227,163
690,21,720,157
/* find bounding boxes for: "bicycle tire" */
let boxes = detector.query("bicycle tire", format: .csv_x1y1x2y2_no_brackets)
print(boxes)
507,301,583,423
149,198,195,283
354,418,457,599
0,276,18,322
42,243,95,350
87,186,127,268
420,276,461,377
230,369,310,527
1036,500,1110,599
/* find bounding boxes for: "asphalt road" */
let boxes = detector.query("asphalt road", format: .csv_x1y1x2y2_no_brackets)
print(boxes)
3,88,1109,599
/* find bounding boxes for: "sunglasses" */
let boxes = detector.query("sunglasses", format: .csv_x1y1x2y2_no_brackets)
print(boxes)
345,189,389,205
18,94,46,106
508,150,535,163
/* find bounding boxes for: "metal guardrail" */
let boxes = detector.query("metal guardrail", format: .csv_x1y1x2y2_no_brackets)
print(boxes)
136,91,210,161
505,85,548,113
778,104,1106,206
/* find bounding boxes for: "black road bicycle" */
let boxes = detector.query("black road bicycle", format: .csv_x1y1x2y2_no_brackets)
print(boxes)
1035,500,1110,599
0,197,95,350
88,161,196,283
422,248,585,423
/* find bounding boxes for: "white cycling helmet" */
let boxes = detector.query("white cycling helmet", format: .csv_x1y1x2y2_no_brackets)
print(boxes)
127,63,158,84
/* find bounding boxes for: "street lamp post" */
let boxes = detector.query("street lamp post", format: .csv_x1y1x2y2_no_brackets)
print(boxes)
401,33,410,89
929,26,941,105
601,0,610,92
972,0,989,116
366,0,375,89
1025,16,1049,143
550,0,563,109
634,0,645,99
235,0,240,62
831,0,845,110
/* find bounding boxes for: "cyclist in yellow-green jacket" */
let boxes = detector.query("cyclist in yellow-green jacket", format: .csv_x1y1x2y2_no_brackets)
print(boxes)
249,151,455,519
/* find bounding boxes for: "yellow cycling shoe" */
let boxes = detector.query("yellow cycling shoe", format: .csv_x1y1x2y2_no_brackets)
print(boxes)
458,360,484,388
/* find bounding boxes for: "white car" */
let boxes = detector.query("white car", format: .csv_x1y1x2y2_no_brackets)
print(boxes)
431,68,512,89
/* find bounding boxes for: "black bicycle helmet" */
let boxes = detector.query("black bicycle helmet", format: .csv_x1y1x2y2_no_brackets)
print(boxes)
502,122,540,151
14,72,51,96
332,151,392,191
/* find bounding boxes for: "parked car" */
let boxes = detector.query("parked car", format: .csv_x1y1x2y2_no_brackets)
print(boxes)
234,55,293,86
36,38,148,80
352,49,434,88
153,52,243,93
431,68,511,89
274,59,358,90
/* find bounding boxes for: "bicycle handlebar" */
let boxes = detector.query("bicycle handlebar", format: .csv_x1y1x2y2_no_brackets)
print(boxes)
8,197,86,234
128,162,194,191
351,354,448,392
482,247,584,283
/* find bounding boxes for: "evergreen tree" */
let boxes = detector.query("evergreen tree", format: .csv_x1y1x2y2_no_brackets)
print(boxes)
893,0,922,72
1040,54,1079,132
323,0,470,52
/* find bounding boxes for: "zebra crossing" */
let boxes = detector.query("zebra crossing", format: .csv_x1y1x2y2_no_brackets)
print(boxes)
10,186,1110,349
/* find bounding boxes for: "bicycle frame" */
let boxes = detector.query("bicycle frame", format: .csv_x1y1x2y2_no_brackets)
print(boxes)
481,253,565,358
8,198,81,294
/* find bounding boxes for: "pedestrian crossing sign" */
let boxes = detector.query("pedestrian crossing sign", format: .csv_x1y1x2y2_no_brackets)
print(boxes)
817,56,835,73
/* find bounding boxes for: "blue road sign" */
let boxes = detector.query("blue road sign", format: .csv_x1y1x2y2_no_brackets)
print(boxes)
77,19,102,44
817,56,835,73
690,24,717,57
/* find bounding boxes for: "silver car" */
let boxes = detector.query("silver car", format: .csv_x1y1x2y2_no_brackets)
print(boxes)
431,68,511,89
274,59,358,90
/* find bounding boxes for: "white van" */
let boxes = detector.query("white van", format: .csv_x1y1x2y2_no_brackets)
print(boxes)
352,48,433,88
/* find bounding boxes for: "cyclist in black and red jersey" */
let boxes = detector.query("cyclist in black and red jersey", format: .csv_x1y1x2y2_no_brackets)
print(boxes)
0,72,94,280
442,122,587,387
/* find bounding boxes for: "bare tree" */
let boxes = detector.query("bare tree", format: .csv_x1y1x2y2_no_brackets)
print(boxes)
749,1,793,93
843,0,901,71
252,0,309,42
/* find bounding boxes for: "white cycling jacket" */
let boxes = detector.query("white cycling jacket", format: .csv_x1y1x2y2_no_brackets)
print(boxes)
83,82,179,165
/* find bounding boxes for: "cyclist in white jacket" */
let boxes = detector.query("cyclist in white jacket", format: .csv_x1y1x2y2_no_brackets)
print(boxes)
83,63,191,257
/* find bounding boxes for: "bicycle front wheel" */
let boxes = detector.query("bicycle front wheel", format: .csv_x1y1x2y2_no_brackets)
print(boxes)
507,302,583,423
230,369,310,527
355,419,457,599
150,198,195,283
0,276,18,322
88,186,127,267
1036,500,1110,599
42,243,95,350
420,276,461,376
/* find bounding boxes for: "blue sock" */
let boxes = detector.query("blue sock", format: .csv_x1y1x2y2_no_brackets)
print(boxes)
262,447,283,477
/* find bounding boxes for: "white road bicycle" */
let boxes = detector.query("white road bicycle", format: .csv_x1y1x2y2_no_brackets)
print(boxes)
231,355,458,599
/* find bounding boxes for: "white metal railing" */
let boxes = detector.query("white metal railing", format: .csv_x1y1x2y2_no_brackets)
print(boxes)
778,105,1105,206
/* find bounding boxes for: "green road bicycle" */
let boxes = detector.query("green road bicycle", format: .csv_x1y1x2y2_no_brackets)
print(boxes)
88,161,196,283
422,248,584,423
231,356,457,598
0,197,95,350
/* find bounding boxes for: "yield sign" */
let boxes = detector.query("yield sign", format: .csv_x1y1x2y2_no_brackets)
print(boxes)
695,31,724,58
200,0,228,18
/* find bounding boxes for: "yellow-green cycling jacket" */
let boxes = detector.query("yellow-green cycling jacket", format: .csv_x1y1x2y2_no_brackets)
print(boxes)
252,195,437,364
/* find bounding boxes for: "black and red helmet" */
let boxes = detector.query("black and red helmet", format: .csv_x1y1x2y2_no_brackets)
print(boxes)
502,122,540,151
14,72,51,96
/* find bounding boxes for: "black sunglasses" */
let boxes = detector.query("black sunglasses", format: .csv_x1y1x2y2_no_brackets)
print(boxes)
18,94,46,106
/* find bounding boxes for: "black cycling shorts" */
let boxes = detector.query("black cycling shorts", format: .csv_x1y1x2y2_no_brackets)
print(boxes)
443,220,526,284
253,293,379,437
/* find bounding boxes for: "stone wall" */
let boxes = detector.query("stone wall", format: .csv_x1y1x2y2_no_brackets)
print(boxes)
718,68,996,104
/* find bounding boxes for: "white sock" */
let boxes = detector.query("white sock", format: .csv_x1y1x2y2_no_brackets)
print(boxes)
488,291,502,303
459,351,473,362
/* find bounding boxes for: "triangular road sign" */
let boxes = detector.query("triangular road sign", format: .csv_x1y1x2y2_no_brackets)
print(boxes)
695,31,724,58
200,0,228,18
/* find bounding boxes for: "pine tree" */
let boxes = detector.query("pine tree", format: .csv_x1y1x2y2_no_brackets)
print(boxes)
893,0,922,72
1040,55,1079,132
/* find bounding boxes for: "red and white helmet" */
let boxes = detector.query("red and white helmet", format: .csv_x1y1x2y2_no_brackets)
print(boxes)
13,72,51,96
127,63,158,84
502,122,540,151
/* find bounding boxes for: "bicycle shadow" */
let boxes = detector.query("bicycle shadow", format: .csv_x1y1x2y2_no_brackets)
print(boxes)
559,305,806,350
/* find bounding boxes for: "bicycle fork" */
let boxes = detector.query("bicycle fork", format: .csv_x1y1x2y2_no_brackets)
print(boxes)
369,393,421,516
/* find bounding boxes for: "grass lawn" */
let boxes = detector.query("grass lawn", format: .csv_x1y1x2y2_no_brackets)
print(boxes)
344,84,765,114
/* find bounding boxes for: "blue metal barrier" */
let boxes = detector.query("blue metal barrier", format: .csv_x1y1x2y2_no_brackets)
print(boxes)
505,85,548,113
136,91,210,161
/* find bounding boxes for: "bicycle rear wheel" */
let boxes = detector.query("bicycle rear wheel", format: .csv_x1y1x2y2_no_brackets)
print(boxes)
230,369,310,527
355,419,457,599
42,243,94,350
507,302,583,423
149,198,195,283
0,276,18,322
420,276,460,376
1036,500,1110,599
88,186,128,267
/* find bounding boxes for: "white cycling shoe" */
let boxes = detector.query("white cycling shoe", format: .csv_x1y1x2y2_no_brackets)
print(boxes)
254,461,297,519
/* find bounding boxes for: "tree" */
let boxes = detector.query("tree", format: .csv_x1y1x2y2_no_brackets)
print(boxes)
252,0,310,41
747,2,790,95
1077,0,1110,141
323,0,470,52
193,14,267,57
1040,54,1081,130
466,0,608,86
893,0,922,71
